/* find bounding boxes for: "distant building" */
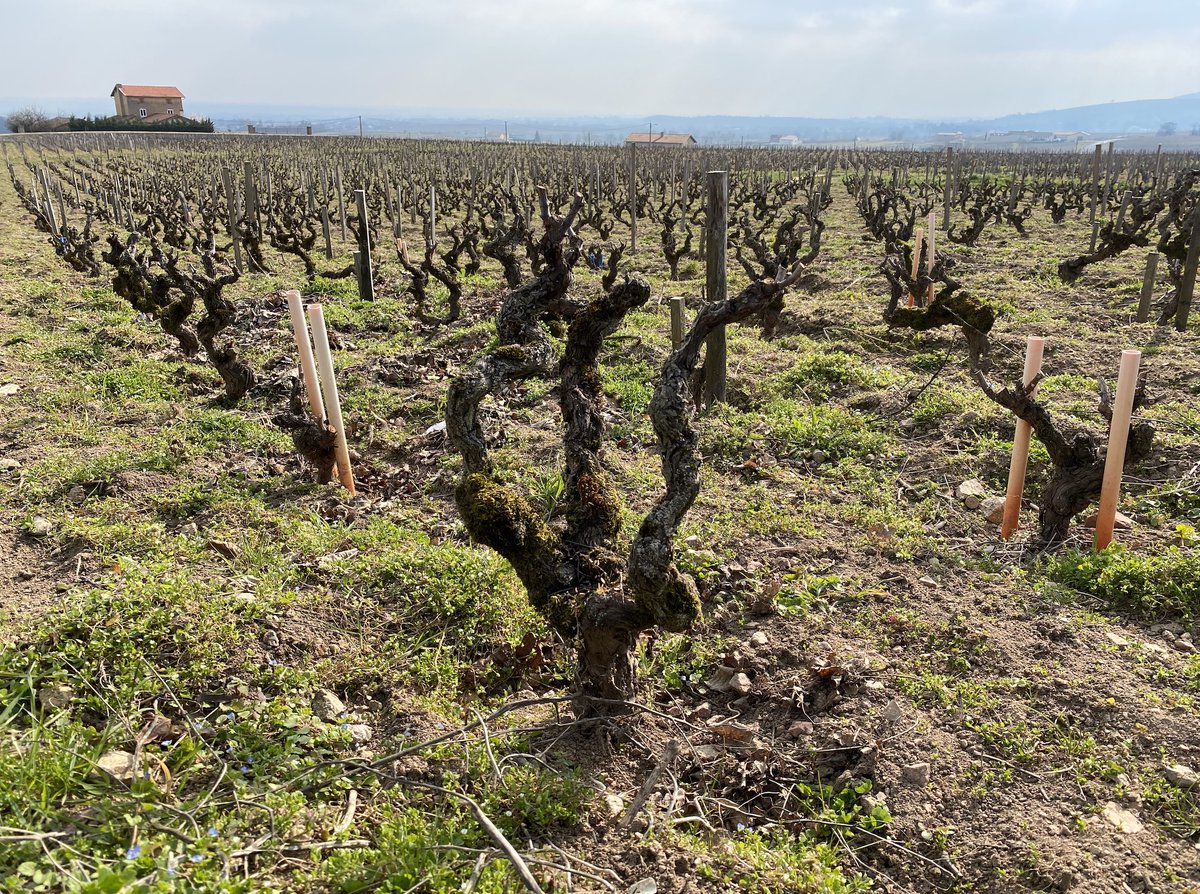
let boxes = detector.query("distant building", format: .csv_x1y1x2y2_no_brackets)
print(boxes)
769,134,802,146
625,132,696,146
989,130,1053,142
111,84,185,123
988,130,1089,144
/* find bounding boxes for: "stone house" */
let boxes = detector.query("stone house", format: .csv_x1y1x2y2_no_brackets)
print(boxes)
111,84,185,123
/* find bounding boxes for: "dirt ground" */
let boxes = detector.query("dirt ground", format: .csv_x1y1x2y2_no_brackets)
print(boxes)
1,152,1199,894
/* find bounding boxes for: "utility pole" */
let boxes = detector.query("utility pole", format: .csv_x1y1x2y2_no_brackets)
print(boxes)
359,115,363,139
504,120,508,142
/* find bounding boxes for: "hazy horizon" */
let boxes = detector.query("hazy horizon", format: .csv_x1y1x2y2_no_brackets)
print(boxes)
2,0,1199,122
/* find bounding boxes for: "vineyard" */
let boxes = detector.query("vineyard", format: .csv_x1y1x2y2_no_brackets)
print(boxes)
1,131,1199,893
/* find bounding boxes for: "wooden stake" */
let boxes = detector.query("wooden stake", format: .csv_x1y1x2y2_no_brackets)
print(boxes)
243,161,259,236
925,212,937,304
1094,350,1142,550
999,336,1046,540
219,168,243,274
354,189,375,301
942,147,953,231
670,297,685,350
336,167,347,242
703,171,728,406
628,141,638,253
1114,189,1133,231
1174,204,1200,332
307,304,356,495
429,184,437,247
320,206,333,260
1136,251,1158,324
285,290,326,422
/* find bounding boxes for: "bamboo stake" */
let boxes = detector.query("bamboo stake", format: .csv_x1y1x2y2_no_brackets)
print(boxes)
286,290,326,422
307,304,356,495
1094,350,1142,550
999,336,1046,540
909,226,924,307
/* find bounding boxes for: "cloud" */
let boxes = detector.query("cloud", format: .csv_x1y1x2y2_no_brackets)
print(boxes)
930,0,1003,15
1,0,1198,119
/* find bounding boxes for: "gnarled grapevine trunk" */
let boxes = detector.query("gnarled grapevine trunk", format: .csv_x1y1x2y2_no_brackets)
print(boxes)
446,188,810,716
274,376,338,483
881,245,1153,549
103,233,200,357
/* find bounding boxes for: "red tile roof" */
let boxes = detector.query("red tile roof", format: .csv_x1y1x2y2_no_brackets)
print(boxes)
111,84,185,99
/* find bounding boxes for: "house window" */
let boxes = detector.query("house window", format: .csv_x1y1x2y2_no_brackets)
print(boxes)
167,109,174,116
139,108,147,118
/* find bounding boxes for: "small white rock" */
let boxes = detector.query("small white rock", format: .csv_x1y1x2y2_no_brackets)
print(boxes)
981,496,1006,525
1163,764,1199,790
28,516,54,538
901,762,931,785
883,699,904,723
727,672,753,695
1101,801,1144,834
93,750,137,783
312,688,346,721
957,479,987,508
344,723,373,744
603,793,626,818
748,631,769,648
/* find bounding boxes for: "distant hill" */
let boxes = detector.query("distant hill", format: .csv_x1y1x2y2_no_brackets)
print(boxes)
5,93,1200,142
195,93,1200,143
977,93,1200,135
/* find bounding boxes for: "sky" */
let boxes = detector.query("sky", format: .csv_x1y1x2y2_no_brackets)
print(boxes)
2,0,1199,120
